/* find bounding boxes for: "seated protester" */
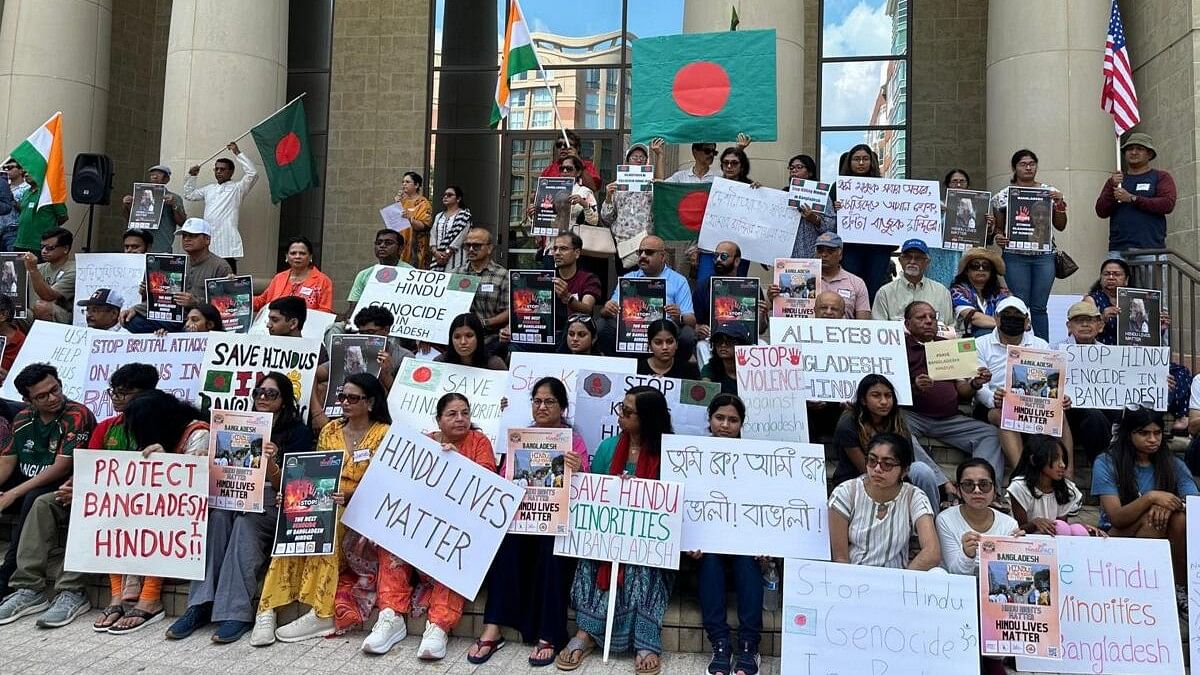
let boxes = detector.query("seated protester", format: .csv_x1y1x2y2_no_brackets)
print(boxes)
352,305,414,390
833,374,952,510
354,392,493,659
639,318,701,380
557,314,602,356
557,386,674,675
122,228,154,254
168,372,314,644
1007,435,1103,537
343,228,408,320
0,293,26,377
0,364,92,599
23,227,76,325
949,247,1010,338
547,231,600,340
701,325,750,395
828,432,941,570
687,394,764,675
253,373,390,647
252,236,334,314
599,235,697,361
871,239,954,326
434,313,507,370
804,290,853,442
902,301,1005,485
77,288,128,333
183,303,226,332
1056,301,1120,462
265,296,308,338
449,226,509,352
692,240,767,341
469,378,589,667
1092,405,1196,612
122,218,232,333
812,290,846,319
1188,375,1200,474
936,459,1020,576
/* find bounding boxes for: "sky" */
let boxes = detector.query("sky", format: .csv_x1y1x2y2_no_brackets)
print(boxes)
434,0,685,49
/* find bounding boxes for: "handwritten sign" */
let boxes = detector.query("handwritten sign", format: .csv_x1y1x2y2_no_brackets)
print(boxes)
661,434,826,559
979,536,1060,658
553,472,683,570
387,360,508,449
1,321,97,403
573,370,719,453
782,559,980,675
341,427,520,599
82,333,208,419
1001,345,1065,437
66,451,209,580
770,317,912,404
835,176,942,248
73,253,144,327
734,345,809,442
198,333,321,422
1016,536,1184,674
698,177,802,265
349,265,478,343
1187,496,1200,671
1062,344,1168,411
924,337,979,381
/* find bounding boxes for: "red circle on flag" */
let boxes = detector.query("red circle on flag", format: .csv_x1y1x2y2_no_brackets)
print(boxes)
412,366,433,383
671,62,731,116
275,132,301,166
677,192,707,232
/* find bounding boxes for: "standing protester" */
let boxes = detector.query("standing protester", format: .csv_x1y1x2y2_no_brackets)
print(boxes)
121,165,187,253
184,142,259,272
13,173,68,255
23,227,75,325
449,226,509,352
539,130,601,192
429,185,472,272
602,143,661,272
343,228,407,319
122,219,232,333
787,153,835,259
0,159,25,251
833,145,892,302
1096,133,1175,259
395,171,433,269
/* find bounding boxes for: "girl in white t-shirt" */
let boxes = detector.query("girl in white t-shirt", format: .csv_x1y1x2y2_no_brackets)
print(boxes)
1007,435,1105,537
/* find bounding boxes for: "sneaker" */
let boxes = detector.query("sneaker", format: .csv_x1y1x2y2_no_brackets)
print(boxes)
1176,583,1190,617
416,621,448,660
275,609,334,643
166,603,212,640
361,608,407,654
0,589,48,625
250,611,277,647
35,590,90,628
211,619,253,644
734,642,760,675
707,641,732,675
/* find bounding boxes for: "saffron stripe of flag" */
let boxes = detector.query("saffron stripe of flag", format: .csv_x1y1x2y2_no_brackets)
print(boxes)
8,112,67,211
490,0,543,128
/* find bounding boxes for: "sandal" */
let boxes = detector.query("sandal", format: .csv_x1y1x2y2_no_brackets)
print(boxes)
107,607,165,635
93,604,126,632
529,640,557,667
466,637,506,665
635,650,661,675
555,636,594,671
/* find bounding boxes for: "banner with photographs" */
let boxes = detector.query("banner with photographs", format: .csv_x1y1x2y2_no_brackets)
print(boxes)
509,269,556,346
0,253,27,319
943,188,991,250
272,450,343,557
128,182,166,229
710,276,759,339
533,177,577,237
771,258,820,318
1001,345,1066,437
616,277,666,353
145,253,188,323
505,427,571,536
980,537,1060,658
209,410,271,512
323,334,386,417
1116,287,1162,347
205,275,254,333
1004,187,1053,253
786,178,831,211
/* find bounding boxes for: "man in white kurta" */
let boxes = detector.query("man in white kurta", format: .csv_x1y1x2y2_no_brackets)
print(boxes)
183,142,258,271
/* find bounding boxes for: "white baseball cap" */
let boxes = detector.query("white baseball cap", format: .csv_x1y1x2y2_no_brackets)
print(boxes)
176,218,213,237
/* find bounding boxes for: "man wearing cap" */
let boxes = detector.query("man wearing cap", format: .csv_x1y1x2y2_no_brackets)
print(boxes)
1057,301,1122,463
184,142,258,272
768,232,870,320
872,239,953,325
1096,132,1176,257
77,289,127,333
121,218,232,333
121,165,186,253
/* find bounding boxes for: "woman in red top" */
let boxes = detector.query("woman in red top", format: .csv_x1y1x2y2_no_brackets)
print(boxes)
0,293,24,377
253,236,334,314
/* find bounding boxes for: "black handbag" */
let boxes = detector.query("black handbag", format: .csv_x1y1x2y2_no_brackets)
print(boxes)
1053,240,1078,279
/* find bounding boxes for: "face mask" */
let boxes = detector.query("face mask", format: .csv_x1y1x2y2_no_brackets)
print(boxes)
998,314,1026,336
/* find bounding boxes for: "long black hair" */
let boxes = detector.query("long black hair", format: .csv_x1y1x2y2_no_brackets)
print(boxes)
444,312,491,367
1109,406,1175,505
788,154,818,181
848,374,908,451
625,385,673,458
1012,435,1073,505
951,263,1004,299
842,144,881,178
124,390,206,451
343,372,391,424
1009,149,1038,184
257,371,301,432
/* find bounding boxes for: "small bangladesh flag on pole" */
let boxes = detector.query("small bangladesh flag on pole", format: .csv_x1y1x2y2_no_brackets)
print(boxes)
631,29,777,144
651,182,711,243
249,98,319,203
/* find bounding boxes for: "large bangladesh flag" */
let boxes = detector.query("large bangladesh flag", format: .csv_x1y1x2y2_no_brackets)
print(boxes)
250,99,319,203
631,30,777,144
652,182,710,243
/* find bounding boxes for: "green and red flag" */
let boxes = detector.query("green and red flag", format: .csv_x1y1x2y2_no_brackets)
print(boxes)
249,99,319,203
631,29,776,144
652,182,711,243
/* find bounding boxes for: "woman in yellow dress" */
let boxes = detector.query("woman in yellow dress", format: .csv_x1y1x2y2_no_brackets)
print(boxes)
396,171,433,269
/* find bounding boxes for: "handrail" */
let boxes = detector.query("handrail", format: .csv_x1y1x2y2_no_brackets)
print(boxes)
1118,248,1199,377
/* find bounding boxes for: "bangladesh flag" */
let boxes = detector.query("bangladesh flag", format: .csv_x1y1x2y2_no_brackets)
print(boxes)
205,370,234,393
250,99,319,203
631,29,777,144
652,182,710,243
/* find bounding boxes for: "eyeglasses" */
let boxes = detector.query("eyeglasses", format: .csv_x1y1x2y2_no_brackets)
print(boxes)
967,262,992,271
714,251,734,262
555,141,569,148
559,165,578,173
40,243,63,251
850,156,872,163
532,398,560,409
959,480,994,493
31,384,62,402
788,164,804,170
865,455,900,471
721,159,741,167
1016,161,1037,168
463,242,487,250
636,248,663,257
252,387,281,400
106,388,140,400
337,392,368,404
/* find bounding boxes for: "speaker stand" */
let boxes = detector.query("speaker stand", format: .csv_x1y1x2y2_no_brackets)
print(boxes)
83,204,95,253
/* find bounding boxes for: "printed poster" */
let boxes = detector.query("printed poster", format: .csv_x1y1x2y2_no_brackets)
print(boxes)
128,182,166,229
1001,345,1066,437
0,252,28,319
323,334,386,417
1116,287,1162,347
772,258,820,318
942,188,991,250
205,275,254,332
272,450,343,557
208,410,271,512
710,276,759,339
509,269,555,346
924,337,980,381
979,536,1060,658
616,164,654,192
616,277,665,353
533,177,577,237
505,427,571,536
1004,187,1053,253
145,253,188,323
786,178,831,211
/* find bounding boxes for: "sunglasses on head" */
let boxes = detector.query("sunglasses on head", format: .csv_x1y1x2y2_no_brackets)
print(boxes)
568,314,593,324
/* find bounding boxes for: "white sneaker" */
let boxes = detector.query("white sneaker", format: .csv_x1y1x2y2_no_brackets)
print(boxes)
417,621,448,660
249,611,277,647
361,608,407,654
274,608,334,643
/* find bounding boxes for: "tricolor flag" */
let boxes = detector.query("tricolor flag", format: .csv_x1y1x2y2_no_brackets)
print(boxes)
1101,0,1139,135
9,112,67,212
490,0,543,128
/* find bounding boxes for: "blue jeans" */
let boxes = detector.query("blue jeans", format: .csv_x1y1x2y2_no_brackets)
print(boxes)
1001,251,1054,340
841,243,894,303
696,553,762,649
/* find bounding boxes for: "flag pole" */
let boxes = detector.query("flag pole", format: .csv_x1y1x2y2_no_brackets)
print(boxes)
197,92,309,165
1114,135,1122,172
536,70,571,147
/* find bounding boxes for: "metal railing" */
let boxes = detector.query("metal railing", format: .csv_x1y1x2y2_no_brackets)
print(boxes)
1123,247,1199,376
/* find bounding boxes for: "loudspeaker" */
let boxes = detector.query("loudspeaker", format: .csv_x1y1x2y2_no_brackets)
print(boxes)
71,153,114,205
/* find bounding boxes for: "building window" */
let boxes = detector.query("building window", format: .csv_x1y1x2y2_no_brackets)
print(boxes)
533,88,552,104
509,110,526,129
531,110,552,128
511,90,527,107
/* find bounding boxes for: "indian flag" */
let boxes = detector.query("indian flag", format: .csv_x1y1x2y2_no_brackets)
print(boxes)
9,112,67,211
489,0,543,128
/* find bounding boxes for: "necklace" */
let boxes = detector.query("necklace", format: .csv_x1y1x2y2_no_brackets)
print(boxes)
343,421,370,450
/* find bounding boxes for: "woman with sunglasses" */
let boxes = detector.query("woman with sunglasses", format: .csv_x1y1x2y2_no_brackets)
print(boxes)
949,247,1010,337
429,185,472,271
602,142,662,272
558,313,601,355
168,372,314,643
639,318,700,380
832,144,893,301
787,154,836,258
435,312,506,369
252,373,390,647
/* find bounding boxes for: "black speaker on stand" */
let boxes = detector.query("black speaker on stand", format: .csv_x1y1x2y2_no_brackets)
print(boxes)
71,153,114,252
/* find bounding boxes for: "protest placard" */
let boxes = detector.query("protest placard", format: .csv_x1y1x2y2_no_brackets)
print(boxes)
349,265,478,343
573,370,719,453
509,270,555,346
273,450,343,557
1003,187,1053,253
66,450,209,580
198,332,321,422
1,321,96,403
772,258,820,318
379,202,411,232
341,427,521,598
0,253,27,319
553,472,683,570
1016,536,1184,674
324,334,386,417
698,178,801,265
770,317,912,404
145,253,188,323
979,536,1060,658
505,427,571,536
1117,287,1162,347
711,276,759,339
206,275,254,332
835,176,943,248
924,337,980,381
128,182,165,229
616,277,665,352
208,410,271,512
533,177,577,236
781,559,980,675
1062,343,1168,411
1187,496,1200,672
661,434,826,559
942,189,991,250
1001,345,1066,437
82,333,208,419
786,178,831,211
616,164,654,192
388,360,508,448
73,253,144,327
734,344,808,442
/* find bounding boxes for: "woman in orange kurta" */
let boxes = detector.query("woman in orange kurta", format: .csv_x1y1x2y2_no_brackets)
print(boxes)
252,236,335,313
396,171,433,269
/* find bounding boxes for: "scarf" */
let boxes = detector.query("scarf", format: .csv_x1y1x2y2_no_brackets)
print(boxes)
597,432,660,590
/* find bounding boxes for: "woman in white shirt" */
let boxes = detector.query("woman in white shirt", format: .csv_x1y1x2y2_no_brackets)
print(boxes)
935,459,1020,576
429,185,472,271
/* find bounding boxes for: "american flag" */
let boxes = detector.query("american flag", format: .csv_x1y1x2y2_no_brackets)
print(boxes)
1101,0,1139,135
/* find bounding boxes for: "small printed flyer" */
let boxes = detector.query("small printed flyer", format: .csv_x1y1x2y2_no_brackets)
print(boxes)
979,536,1060,659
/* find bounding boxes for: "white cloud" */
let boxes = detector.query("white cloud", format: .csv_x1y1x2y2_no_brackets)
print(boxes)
819,1,895,168
821,61,886,126
822,1,893,57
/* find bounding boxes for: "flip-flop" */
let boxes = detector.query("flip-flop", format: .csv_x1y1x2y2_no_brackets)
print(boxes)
107,607,165,635
466,637,506,665
529,640,557,667
92,604,125,632
635,650,661,675
555,637,594,671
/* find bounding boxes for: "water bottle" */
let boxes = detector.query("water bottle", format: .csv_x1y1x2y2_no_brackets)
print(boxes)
762,560,781,610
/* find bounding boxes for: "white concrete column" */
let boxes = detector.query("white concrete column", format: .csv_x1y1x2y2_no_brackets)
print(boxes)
986,0,1113,295
160,0,288,277
682,0,804,189
0,0,112,226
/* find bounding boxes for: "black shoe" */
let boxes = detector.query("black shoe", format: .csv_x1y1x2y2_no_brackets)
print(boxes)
734,642,760,675
165,603,211,640
707,641,732,675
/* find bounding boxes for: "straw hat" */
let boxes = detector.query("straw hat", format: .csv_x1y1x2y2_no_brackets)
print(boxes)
956,247,1005,277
